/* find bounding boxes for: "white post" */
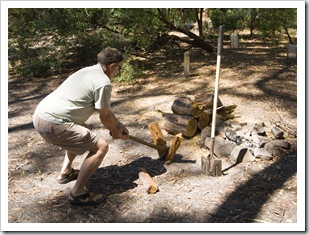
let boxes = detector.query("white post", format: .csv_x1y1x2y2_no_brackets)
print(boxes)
184,51,190,77
287,44,297,60
230,33,239,49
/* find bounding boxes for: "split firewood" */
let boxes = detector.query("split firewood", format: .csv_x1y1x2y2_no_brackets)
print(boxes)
138,169,159,194
165,133,183,162
148,121,167,157
217,104,237,115
162,113,197,138
215,104,237,120
194,92,224,109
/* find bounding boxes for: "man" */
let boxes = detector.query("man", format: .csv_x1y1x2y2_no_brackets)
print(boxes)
33,47,129,206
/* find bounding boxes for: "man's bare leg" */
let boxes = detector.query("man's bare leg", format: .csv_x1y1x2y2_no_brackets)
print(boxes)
59,150,77,176
70,138,108,196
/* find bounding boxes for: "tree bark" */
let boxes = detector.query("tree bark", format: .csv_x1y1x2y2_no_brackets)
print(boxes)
197,109,211,130
171,97,204,118
163,113,197,138
195,8,204,39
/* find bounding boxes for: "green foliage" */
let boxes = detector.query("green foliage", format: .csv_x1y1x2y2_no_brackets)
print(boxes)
209,8,250,33
114,59,141,83
208,8,296,44
16,56,61,78
8,8,161,78
8,8,297,79
254,9,297,44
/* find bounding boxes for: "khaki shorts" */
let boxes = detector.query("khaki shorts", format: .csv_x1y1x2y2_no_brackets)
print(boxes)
33,113,99,155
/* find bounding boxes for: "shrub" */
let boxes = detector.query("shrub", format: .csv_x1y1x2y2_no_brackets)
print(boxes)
114,59,141,83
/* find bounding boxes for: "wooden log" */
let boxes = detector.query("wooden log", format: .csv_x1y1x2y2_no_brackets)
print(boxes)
194,92,223,110
171,97,204,118
148,121,167,157
191,102,205,118
215,104,237,121
197,109,211,131
163,113,197,138
217,104,237,115
165,133,183,162
138,169,159,194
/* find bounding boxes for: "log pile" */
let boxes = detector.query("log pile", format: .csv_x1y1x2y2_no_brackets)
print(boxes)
162,92,237,138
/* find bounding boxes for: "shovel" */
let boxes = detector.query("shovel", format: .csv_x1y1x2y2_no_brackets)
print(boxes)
201,26,224,177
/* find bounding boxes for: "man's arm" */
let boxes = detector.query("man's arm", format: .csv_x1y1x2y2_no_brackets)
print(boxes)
98,108,129,140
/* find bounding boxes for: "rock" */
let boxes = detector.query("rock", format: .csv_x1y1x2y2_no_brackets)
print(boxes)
271,126,284,139
212,119,226,135
225,129,238,142
205,136,237,158
199,126,212,147
226,120,243,131
229,146,255,163
268,139,290,149
251,131,270,147
264,139,291,156
253,123,266,136
237,128,251,141
254,148,273,160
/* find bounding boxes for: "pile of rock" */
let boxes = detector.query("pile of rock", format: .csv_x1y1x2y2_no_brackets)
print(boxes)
200,120,291,164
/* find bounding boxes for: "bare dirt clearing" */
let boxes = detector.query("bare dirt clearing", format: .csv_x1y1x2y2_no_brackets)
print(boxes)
7,41,298,227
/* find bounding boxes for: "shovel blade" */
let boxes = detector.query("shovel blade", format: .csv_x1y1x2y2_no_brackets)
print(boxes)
201,154,222,177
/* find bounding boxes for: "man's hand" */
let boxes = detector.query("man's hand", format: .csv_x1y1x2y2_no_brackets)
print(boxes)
98,108,129,140
110,123,129,140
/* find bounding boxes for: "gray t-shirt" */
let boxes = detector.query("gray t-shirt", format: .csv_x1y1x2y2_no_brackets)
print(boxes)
35,64,111,125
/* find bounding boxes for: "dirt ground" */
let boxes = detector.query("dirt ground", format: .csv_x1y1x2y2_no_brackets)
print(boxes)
7,38,299,229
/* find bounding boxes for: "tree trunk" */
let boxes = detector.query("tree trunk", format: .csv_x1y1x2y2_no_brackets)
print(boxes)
195,8,204,39
157,8,215,53
163,113,197,138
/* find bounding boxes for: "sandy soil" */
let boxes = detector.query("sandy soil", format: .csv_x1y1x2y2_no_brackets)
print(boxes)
7,40,300,230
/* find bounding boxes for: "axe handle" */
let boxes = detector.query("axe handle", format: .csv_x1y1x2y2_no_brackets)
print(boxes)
129,135,168,151
109,131,167,151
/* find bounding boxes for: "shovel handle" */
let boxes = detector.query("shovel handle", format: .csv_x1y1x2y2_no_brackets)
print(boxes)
211,26,224,139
